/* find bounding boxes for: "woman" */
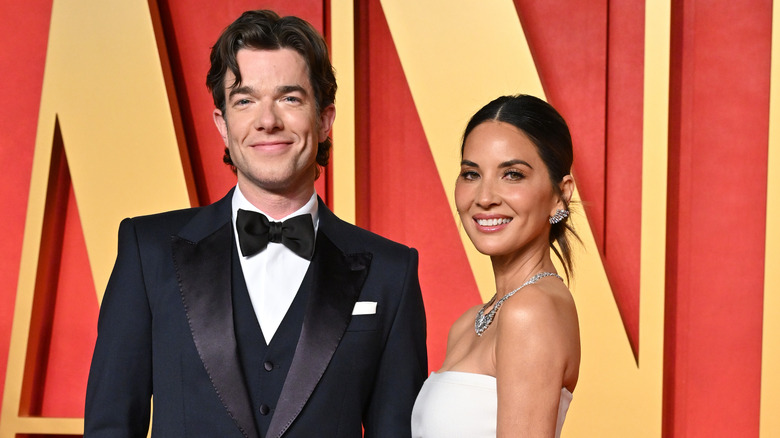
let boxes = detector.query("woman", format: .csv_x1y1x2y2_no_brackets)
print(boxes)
412,95,580,437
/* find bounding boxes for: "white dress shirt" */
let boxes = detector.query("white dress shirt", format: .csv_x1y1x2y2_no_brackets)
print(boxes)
232,186,319,344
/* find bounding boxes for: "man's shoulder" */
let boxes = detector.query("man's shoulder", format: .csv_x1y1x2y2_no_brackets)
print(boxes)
121,191,233,242
322,210,414,257
124,206,204,231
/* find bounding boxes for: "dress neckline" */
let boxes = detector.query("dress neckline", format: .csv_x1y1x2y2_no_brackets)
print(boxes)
431,370,574,397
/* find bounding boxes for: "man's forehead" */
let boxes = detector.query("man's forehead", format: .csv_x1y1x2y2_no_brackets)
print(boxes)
224,48,312,89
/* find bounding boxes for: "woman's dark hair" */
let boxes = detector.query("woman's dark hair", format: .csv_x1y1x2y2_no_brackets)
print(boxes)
206,10,337,174
462,94,579,279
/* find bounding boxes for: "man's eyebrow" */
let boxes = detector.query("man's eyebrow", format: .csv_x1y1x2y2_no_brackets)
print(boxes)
228,84,309,100
278,84,308,96
228,85,254,99
499,159,533,169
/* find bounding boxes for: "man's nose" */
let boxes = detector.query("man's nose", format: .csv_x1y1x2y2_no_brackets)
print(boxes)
254,101,283,131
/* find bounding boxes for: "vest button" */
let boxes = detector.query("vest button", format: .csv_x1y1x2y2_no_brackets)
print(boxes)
264,361,274,371
259,404,271,416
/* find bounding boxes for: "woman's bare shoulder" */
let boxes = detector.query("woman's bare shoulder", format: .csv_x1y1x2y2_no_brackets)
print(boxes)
494,281,580,389
496,281,577,331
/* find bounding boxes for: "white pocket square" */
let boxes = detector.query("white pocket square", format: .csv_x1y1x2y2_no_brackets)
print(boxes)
352,301,377,315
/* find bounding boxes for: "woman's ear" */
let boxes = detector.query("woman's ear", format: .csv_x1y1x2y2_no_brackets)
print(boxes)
558,174,575,208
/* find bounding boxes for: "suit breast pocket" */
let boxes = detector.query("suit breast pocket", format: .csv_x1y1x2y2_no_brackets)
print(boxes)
345,314,378,332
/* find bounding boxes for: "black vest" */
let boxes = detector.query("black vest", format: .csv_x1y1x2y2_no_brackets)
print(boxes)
232,244,312,437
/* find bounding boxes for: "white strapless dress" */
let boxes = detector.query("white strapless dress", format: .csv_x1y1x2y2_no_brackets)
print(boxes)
411,371,572,438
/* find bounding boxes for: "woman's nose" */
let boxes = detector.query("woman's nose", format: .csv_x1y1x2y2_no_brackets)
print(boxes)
475,180,500,208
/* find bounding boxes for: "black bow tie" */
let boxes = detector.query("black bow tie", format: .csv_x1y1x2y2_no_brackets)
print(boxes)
235,209,315,260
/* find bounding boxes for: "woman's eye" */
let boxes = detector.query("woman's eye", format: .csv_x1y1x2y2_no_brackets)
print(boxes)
504,170,525,181
460,170,480,181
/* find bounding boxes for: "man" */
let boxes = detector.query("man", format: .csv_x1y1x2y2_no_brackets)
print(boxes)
85,10,427,438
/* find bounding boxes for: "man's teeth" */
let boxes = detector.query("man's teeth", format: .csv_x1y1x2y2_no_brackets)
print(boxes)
476,218,511,227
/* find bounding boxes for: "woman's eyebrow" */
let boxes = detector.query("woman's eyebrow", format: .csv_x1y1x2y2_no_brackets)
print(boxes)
499,159,533,169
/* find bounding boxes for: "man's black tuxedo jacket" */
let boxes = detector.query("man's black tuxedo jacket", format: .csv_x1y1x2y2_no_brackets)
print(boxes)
84,191,427,438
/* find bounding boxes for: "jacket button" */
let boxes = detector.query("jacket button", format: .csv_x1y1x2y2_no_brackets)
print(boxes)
264,361,274,371
259,404,270,416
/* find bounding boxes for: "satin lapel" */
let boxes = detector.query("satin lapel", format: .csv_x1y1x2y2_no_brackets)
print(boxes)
172,221,259,438
265,232,372,438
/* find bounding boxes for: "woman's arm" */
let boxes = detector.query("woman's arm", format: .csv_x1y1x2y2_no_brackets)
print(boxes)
494,282,579,437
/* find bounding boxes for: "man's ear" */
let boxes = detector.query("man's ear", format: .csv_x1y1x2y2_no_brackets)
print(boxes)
318,104,336,142
213,108,228,145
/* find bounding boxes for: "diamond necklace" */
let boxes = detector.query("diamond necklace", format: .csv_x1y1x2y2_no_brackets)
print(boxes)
474,272,563,336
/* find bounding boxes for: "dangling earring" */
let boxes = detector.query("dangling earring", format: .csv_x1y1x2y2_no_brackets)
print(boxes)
549,209,569,224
